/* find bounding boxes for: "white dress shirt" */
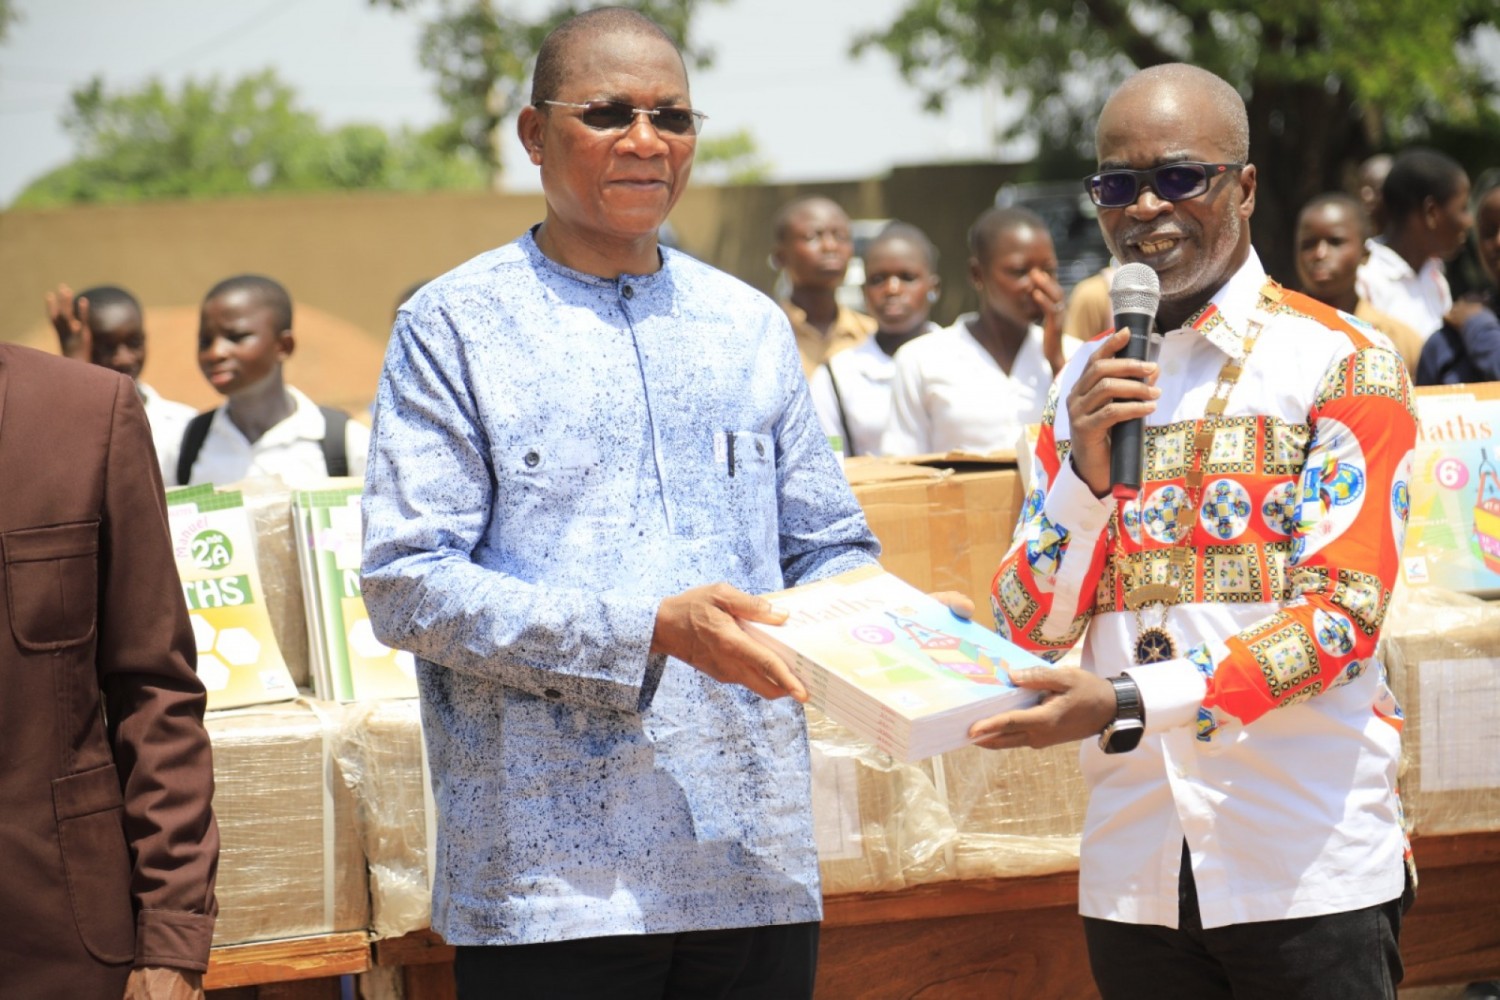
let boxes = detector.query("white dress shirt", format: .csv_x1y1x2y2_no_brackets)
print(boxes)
993,252,1413,929
162,385,369,487
881,314,1057,456
138,382,196,483
1356,238,1452,340
808,323,937,457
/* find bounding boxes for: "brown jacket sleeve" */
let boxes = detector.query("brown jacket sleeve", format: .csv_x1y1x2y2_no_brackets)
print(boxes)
97,376,220,969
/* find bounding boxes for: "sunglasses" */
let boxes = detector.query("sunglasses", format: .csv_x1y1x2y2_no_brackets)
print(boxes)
1083,161,1244,209
536,100,707,136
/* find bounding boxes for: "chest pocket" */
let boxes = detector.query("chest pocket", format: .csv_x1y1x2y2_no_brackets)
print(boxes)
707,430,778,552
3,520,100,651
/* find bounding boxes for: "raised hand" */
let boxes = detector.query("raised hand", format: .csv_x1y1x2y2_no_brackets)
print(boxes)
1030,267,1069,375
44,283,93,362
1065,328,1160,497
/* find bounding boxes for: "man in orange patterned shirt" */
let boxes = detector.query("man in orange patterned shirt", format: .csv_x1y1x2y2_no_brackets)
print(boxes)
969,64,1416,999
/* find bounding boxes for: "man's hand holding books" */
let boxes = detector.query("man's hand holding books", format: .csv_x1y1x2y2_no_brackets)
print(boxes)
651,583,807,702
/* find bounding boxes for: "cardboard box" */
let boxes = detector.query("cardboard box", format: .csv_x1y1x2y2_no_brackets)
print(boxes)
847,455,1024,629
1382,589,1500,837
207,700,371,945
1404,383,1500,597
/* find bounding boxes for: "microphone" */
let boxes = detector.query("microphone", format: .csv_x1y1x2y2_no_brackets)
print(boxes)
1107,263,1161,502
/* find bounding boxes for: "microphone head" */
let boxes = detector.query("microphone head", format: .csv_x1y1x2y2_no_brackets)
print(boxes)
1110,262,1161,316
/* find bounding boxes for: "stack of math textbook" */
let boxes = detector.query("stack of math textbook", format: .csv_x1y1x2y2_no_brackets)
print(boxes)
743,565,1053,762
291,483,418,701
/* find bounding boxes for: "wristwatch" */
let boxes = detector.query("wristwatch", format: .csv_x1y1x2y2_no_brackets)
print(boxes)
1098,675,1145,754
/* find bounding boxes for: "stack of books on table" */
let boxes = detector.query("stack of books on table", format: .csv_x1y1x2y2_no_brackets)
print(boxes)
743,565,1053,762
291,483,418,701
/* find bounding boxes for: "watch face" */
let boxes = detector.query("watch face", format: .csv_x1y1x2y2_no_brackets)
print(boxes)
1100,717,1146,754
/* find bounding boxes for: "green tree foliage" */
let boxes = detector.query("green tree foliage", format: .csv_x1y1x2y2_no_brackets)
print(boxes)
13,69,487,208
855,0,1500,278
696,127,773,184
372,0,734,186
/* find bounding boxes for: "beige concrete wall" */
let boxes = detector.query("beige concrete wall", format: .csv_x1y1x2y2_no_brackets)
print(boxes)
0,163,1021,410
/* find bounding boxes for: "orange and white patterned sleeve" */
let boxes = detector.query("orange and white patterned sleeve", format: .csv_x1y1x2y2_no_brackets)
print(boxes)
989,376,1117,661
1131,342,1417,741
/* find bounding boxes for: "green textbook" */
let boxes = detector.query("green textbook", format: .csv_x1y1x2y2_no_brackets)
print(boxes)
166,486,297,710
293,485,417,701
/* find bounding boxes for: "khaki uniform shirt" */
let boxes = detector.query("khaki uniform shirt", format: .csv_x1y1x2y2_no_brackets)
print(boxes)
783,301,877,378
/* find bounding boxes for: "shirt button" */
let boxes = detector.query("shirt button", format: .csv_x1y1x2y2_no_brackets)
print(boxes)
524,451,540,467
755,439,765,457
622,285,634,299
543,688,562,699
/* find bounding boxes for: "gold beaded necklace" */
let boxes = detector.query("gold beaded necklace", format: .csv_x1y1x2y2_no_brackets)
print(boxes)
1119,281,1284,664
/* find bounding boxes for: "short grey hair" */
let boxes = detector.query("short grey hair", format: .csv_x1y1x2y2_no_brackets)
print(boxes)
1102,63,1250,163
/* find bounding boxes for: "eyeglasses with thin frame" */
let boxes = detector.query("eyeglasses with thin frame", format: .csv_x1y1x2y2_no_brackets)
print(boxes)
536,99,707,136
1083,161,1244,209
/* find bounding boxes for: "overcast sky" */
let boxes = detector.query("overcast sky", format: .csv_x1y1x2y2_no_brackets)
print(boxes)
0,0,1029,206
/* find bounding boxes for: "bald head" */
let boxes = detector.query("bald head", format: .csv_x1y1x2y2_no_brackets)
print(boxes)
531,7,683,105
773,196,848,243
1093,63,1256,328
1098,64,1249,164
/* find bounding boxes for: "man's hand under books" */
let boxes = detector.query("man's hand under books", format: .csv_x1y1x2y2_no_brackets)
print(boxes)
967,667,1116,750
651,583,807,702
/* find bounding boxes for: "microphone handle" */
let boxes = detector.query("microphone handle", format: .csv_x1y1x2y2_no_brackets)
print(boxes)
1108,312,1154,501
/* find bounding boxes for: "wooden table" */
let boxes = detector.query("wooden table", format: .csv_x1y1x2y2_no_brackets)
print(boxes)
206,832,1500,999
204,931,367,999
813,831,1500,998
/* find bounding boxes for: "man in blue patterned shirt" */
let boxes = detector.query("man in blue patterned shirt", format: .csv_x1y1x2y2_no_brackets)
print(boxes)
360,9,879,997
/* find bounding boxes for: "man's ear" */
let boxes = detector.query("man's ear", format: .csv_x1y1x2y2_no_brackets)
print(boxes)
517,106,545,165
1238,163,1257,220
1421,194,1441,231
968,256,983,289
277,331,295,362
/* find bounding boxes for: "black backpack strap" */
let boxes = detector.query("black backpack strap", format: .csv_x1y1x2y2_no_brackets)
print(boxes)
823,361,857,457
176,410,216,486
319,406,350,477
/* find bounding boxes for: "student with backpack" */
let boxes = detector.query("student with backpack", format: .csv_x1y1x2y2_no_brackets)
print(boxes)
167,274,368,486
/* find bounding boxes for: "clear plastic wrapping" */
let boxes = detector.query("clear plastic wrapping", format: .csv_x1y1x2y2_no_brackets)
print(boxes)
931,741,1086,879
205,699,370,945
1381,586,1500,836
333,698,434,939
805,685,1089,893
805,706,957,894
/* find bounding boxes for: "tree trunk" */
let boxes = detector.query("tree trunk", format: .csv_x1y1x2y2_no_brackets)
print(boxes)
1247,73,1367,289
